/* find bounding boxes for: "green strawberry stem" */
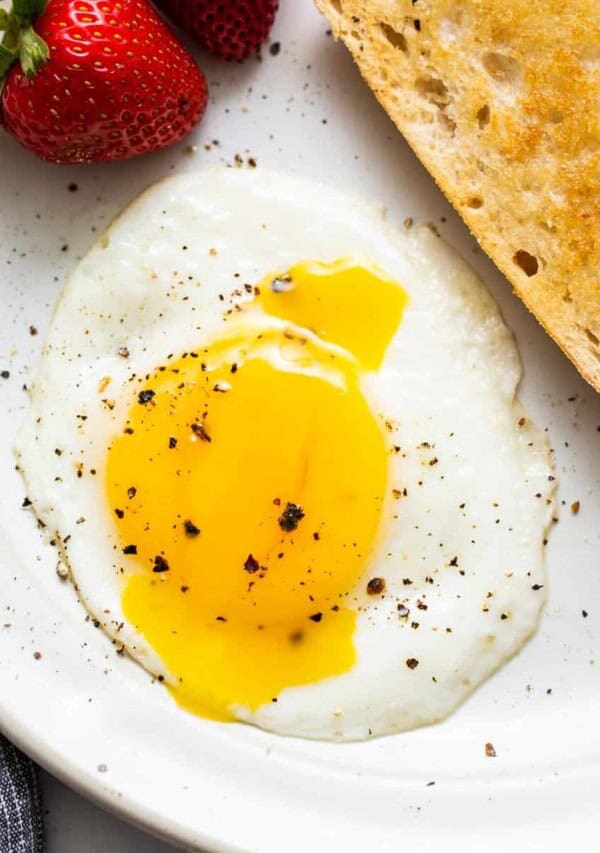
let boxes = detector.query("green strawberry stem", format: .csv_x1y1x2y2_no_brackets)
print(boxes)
13,0,48,16
0,0,48,85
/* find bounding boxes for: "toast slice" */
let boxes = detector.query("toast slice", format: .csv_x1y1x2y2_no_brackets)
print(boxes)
315,0,600,391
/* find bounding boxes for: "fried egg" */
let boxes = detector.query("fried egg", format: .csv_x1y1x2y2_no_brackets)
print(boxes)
17,168,554,740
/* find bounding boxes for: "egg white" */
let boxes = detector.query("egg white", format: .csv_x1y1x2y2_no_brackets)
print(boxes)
16,168,554,740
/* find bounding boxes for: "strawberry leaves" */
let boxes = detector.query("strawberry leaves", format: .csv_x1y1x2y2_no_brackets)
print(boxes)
0,0,48,85
0,14,20,81
17,25,48,77
12,0,48,15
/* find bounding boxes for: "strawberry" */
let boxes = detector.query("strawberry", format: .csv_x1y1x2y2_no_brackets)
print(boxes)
155,0,279,62
0,0,208,164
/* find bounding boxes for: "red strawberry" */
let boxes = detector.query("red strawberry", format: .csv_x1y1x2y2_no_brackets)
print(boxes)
0,0,208,164
155,0,279,62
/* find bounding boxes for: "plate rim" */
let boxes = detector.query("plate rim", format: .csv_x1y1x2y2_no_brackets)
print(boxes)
0,705,238,853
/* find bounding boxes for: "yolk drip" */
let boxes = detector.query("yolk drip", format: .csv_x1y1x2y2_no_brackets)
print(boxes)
106,259,407,721
256,259,405,370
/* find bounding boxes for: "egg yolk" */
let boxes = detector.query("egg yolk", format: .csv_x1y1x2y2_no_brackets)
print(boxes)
256,259,403,371
106,259,407,721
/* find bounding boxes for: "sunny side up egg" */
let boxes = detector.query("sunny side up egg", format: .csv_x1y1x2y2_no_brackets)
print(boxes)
17,168,555,740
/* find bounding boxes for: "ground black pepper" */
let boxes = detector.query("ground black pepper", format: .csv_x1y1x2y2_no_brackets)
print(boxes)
191,422,211,442
152,555,170,573
278,502,305,531
244,554,259,573
184,520,200,537
367,577,386,595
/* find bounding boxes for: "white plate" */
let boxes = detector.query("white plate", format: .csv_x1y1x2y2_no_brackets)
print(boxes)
1,3,599,850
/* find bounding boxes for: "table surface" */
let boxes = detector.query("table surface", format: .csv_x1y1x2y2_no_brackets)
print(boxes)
42,771,177,852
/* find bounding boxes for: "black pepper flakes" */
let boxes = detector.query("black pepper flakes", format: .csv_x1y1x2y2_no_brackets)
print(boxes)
406,657,419,669
367,577,386,595
191,422,211,442
168,436,178,449
309,612,323,623
278,502,305,531
243,553,260,573
123,544,137,555
271,273,294,293
138,389,155,405
127,486,137,499
184,519,200,537
152,555,170,573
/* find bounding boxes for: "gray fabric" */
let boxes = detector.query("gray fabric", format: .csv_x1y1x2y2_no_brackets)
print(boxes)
0,735,44,853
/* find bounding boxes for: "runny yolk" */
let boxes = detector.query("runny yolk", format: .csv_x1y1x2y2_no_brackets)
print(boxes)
106,259,407,721
256,259,404,370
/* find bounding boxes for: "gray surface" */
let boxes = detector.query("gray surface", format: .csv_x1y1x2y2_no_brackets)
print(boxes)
41,771,179,852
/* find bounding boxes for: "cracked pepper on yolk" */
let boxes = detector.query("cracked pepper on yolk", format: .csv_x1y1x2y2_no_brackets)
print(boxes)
106,260,407,720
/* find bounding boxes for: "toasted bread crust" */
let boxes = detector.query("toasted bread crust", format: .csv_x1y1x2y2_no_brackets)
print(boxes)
315,0,600,391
